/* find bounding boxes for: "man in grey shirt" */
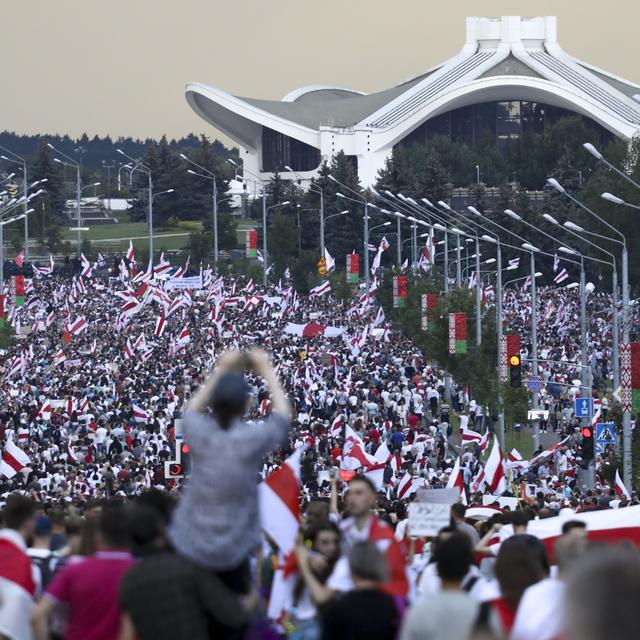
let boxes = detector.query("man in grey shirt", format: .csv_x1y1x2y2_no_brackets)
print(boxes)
169,349,291,578
401,533,479,640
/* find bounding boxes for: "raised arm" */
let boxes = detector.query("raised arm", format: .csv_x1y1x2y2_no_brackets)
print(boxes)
249,350,291,419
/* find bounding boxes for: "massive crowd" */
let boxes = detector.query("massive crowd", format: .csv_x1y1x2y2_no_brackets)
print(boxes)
0,255,638,640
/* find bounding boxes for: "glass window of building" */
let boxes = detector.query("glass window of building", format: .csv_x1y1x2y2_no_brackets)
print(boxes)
261,127,320,172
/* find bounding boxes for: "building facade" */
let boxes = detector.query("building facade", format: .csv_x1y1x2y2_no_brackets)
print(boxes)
186,16,640,189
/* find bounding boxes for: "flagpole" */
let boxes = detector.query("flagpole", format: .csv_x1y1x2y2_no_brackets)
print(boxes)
496,240,505,448
475,236,481,346
530,250,540,451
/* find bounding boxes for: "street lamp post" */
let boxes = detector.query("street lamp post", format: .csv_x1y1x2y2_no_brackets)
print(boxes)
0,147,28,262
49,143,82,257
285,166,325,260
0,208,34,284
117,149,161,261
263,199,290,286
181,154,220,269
524,243,541,451
548,176,632,487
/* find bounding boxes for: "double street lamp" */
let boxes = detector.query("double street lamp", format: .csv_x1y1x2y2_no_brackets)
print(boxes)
0,146,29,262
227,158,289,286
180,154,220,269
117,149,174,262
547,172,632,487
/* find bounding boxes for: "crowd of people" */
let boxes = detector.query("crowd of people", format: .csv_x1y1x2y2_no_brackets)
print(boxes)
0,255,638,639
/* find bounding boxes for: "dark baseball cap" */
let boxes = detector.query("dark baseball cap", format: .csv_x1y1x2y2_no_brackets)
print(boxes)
211,371,248,425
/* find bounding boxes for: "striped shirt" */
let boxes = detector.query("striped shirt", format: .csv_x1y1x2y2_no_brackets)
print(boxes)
168,411,290,570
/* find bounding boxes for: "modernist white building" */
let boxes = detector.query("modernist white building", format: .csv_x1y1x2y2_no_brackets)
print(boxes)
186,15,640,188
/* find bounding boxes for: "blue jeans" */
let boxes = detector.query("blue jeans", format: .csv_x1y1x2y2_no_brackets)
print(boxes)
290,619,321,640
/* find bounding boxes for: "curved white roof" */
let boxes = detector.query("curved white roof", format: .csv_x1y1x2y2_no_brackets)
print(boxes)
187,16,640,149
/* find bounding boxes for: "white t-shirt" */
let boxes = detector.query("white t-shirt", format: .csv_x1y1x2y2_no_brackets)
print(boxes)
511,577,566,640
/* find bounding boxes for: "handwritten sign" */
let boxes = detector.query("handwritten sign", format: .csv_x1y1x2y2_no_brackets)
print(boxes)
408,502,451,537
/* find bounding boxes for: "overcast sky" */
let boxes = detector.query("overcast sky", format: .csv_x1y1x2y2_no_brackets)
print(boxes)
2,0,639,142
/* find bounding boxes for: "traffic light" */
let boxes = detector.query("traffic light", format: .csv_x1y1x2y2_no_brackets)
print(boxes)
317,257,327,277
581,426,594,462
509,354,522,388
180,442,191,476
164,441,191,479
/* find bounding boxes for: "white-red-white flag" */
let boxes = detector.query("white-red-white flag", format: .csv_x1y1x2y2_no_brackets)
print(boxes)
309,281,331,297
39,400,52,422
0,440,31,478
484,437,507,494
614,469,631,500
69,317,88,335
132,404,149,423
554,268,569,284
330,415,343,438
363,463,386,491
397,471,418,500
124,339,135,360
259,448,303,555
446,456,467,505
154,314,166,338
81,253,92,278
126,240,135,264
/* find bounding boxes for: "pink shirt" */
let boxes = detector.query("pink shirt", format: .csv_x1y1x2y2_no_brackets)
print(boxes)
46,550,134,640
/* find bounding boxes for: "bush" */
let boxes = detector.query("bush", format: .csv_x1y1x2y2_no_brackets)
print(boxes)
176,220,202,231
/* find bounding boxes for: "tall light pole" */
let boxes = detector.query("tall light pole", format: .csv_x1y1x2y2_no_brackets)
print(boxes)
548,176,631,487
0,211,33,283
102,160,115,212
263,200,290,286
0,147,28,262
181,154,220,269
117,149,158,260
543,212,620,392
380,209,405,267
49,143,82,257
285,165,325,260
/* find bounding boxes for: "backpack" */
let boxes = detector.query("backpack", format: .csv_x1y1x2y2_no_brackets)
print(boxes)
31,553,56,592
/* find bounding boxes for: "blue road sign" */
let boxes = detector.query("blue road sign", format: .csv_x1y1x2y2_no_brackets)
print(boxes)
527,376,543,392
596,422,617,446
575,397,593,418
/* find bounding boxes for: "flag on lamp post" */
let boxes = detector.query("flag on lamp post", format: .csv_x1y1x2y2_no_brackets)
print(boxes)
449,312,467,354
246,229,258,258
346,253,359,284
421,293,437,330
392,275,407,308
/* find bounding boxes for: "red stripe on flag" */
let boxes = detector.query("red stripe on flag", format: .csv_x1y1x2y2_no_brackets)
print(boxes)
2,451,25,474
265,463,299,520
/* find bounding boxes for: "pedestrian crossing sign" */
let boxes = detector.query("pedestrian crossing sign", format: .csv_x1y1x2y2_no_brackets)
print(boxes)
595,422,616,446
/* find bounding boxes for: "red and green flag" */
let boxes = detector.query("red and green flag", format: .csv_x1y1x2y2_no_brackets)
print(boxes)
346,253,359,284
393,275,407,308
632,342,640,413
449,312,467,354
246,229,258,258
421,293,437,330
14,276,25,307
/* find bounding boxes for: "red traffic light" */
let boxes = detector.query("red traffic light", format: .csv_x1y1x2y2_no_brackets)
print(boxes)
581,427,593,438
182,444,190,454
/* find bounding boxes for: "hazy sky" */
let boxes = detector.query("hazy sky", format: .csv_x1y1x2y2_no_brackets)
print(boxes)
3,0,639,143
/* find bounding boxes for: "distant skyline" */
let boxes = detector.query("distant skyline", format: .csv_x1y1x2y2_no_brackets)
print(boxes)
2,0,639,143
